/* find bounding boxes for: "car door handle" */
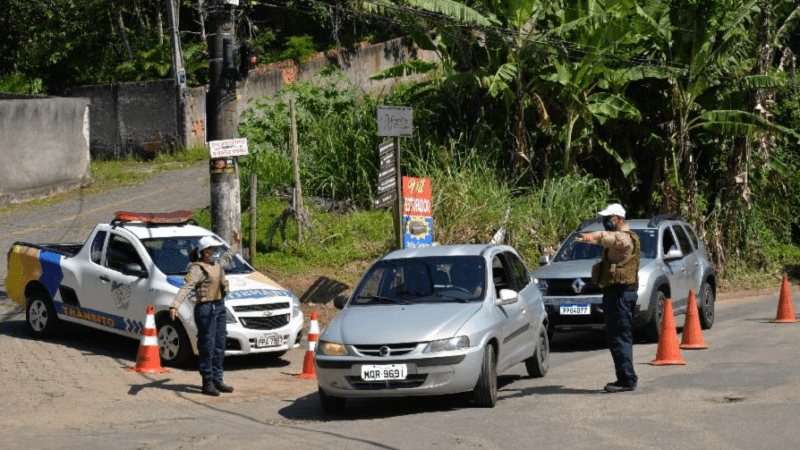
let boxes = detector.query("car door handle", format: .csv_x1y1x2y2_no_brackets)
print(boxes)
99,276,111,283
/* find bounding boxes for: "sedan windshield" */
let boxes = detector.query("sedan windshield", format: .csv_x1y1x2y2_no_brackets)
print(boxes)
554,230,657,262
352,256,486,305
141,237,253,275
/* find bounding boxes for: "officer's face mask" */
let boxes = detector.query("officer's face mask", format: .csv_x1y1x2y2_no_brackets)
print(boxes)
602,217,617,231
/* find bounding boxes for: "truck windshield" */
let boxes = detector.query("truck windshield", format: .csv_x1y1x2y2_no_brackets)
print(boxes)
141,237,253,275
351,256,486,305
554,230,657,262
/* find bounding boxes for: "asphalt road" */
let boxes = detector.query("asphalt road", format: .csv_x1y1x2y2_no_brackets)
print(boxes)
2,164,800,449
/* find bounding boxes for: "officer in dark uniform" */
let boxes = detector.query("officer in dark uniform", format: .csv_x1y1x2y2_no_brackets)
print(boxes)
579,203,640,392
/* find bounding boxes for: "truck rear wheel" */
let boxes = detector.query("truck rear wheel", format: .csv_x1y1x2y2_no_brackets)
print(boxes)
26,291,59,338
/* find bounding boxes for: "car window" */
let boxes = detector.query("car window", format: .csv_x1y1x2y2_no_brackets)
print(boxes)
632,229,658,259
141,236,253,275
672,224,694,255
683,224,700,249
90,231,107,265
661,226,678,255
554,234,603,262
505,251,530,291
555,230,657,261
352,256,486,304
105,234,144,272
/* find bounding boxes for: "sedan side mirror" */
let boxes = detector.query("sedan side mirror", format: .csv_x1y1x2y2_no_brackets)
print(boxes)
496,289,519,306
539,254,551,265
333,295,349,310
664,248,683,260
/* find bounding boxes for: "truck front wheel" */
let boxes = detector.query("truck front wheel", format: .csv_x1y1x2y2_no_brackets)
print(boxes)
26,291,59,338
156,318,193,367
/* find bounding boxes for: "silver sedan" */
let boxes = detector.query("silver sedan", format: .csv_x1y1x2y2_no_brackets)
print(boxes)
314,244,550,413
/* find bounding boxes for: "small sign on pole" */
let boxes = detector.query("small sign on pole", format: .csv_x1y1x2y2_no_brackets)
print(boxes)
377,106,413,137
209,138,249,158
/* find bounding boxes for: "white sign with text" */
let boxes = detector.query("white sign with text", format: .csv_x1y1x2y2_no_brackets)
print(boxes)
209,138,249,158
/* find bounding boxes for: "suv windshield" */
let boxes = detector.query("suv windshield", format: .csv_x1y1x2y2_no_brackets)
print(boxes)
352,256,486,305
141,237,253,275
554,229,658,262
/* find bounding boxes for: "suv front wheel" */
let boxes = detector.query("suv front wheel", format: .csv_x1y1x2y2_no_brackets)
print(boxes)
644,290,667,342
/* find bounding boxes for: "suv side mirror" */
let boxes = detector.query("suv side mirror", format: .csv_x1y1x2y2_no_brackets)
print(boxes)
664,248,683,260
333,295,349,309
539,254,551,265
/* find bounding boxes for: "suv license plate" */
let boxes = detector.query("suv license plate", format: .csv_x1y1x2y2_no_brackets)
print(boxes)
256,334,283,348
560,304,590,315
361,364,407,381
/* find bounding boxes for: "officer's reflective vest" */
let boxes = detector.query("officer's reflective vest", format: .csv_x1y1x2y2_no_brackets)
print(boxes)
193,262,229,302
596,231,640,288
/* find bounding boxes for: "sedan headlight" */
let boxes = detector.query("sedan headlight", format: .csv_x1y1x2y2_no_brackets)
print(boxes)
225,307,237,324
318,340,349,356
535,278,549,294
424,336,470,353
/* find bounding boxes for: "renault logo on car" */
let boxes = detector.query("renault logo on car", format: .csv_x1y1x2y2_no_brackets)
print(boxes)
572,278,586,294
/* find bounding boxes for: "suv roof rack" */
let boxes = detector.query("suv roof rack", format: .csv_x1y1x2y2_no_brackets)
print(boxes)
648,214,683,227
111,211,197,227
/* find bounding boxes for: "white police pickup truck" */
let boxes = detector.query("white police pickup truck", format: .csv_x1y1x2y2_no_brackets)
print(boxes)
5,211,304,366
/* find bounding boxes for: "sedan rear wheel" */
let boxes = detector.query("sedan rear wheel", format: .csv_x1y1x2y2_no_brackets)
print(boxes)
525,326,549,378
473,344,497,408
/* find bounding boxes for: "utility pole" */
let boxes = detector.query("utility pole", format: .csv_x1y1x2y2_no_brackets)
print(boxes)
206,0,240,243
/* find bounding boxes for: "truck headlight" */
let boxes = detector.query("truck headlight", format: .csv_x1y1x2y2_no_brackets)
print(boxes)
292,295,301,318
318,340,348,356
424,336,470,353
226,307,237,324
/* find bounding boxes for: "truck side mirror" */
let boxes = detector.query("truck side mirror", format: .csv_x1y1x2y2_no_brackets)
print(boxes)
121,263,148,278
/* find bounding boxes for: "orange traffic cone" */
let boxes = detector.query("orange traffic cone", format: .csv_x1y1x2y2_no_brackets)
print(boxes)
126,305,169,373
771,275,797,323
295,311,319,379
649,298,686,365
680,289,708,349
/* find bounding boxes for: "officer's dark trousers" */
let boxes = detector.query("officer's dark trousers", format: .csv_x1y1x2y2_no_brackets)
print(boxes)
602,284,638,386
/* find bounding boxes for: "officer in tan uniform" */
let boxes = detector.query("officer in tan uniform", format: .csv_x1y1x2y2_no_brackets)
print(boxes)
579,204,640,392
170,229,241,396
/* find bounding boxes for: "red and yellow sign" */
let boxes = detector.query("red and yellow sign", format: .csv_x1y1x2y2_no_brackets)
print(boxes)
402,177,433,248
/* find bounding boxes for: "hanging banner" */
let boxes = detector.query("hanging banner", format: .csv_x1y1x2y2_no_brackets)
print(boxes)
402,176,433,248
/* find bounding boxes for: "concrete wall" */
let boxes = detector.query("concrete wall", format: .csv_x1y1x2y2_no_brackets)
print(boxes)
63,81,182,159
0,98,91,206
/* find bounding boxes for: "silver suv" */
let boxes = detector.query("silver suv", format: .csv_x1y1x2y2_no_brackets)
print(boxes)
532,214,716,342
